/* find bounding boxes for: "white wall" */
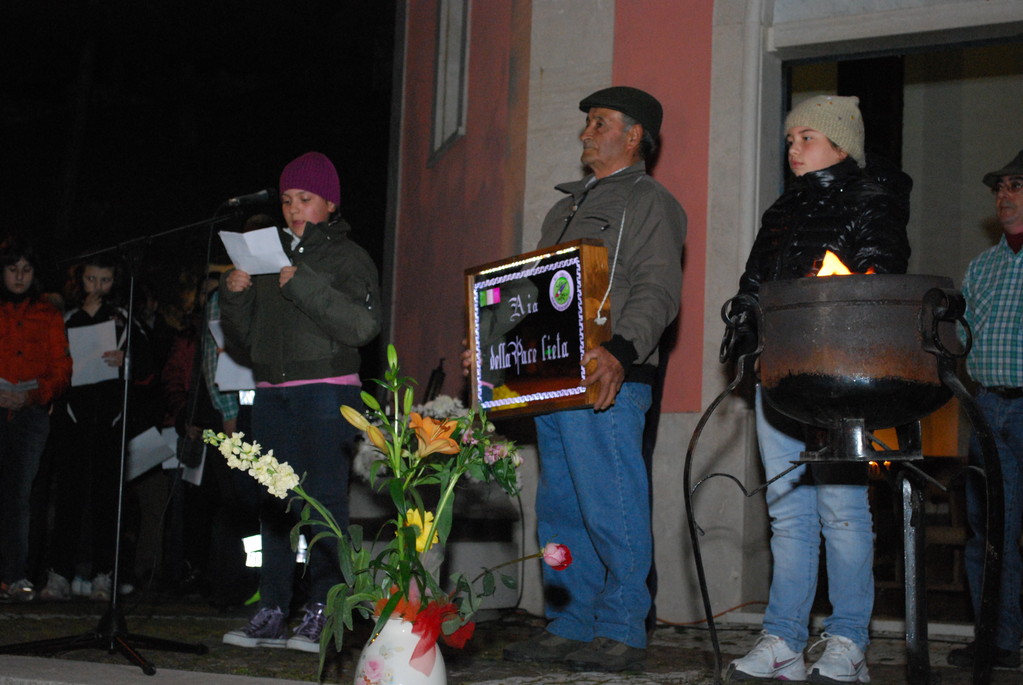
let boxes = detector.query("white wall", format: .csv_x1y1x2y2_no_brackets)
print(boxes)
696,0,1023,627
903,44,1023,285
513,0,616,616
507,0,1023,626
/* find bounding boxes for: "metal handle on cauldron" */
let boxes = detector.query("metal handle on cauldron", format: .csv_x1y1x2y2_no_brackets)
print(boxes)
920,287,971,358
719,293,764,364
681,293,768,685
919,286,1004,685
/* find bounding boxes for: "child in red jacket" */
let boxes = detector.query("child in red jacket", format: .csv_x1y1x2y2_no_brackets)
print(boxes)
0,234,72,601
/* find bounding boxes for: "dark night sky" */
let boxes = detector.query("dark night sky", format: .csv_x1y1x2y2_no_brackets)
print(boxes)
3,1,395,291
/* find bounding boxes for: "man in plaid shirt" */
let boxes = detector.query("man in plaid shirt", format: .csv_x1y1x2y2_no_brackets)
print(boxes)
950,149,1023,671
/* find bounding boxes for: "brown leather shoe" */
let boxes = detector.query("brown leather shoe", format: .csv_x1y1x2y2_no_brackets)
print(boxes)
947,642,1020,669
564,636,646,672
502,631,589,663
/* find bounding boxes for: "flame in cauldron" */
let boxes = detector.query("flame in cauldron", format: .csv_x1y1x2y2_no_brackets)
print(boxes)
814,250,876,277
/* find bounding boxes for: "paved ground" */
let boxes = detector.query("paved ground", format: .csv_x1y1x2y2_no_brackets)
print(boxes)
1,595,1021,684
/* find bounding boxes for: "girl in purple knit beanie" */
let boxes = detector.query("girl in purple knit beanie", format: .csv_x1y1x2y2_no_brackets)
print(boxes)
219,151,381,653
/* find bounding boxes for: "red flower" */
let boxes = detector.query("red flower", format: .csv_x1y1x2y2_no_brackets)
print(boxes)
411,600,475,652
374,587,420,622
542,542,572,570
410,602,446,657
443,619,476,648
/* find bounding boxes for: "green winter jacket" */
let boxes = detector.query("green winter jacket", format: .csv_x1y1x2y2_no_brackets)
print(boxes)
538,162,686,382
219,217,381,384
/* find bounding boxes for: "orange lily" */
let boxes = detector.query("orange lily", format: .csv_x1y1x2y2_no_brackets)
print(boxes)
367,425,388,452
340,405,371,431
409,412,459,457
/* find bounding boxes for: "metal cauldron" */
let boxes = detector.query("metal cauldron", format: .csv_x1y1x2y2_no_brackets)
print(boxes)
758,274,958,434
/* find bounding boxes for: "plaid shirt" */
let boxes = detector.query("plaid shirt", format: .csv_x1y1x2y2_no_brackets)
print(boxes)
203,291,240,421
962,235,1023,388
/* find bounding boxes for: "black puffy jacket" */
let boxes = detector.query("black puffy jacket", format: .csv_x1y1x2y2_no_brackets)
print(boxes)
738,157,911,298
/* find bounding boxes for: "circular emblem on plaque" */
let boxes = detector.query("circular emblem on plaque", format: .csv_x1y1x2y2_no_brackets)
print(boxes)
549,270,574,311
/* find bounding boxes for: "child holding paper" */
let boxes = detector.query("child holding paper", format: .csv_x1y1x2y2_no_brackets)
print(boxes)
219,151,381,651
0,234,71,601
41,254,155,602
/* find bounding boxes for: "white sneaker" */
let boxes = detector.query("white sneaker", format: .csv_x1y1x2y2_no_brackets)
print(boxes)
727,630,807,681
71,575,92,597
0,578,36,602
808,633,870,683
40,571,71,601
90,573,112,601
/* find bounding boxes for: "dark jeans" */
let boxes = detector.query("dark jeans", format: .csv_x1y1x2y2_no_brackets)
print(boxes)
252,383,360,612
534,382,653,648
0,405,50,584
48,411,122,579
965,389,1023,652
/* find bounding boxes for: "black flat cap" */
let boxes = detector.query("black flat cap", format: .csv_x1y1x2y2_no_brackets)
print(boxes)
983,149,1023,187
579,86,662,140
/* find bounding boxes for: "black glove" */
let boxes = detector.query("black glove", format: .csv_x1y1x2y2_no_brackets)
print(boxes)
720,293,760,364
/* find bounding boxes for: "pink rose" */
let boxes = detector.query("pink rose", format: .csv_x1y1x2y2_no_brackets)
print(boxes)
359,658,386,683
542,542,572,571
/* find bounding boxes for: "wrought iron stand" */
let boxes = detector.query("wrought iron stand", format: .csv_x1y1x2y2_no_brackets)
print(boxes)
685,288,1004,685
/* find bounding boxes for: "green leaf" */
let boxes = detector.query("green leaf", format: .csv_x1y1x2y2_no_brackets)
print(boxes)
467,462,487,481
407,488,425,514
389,477,406,513
349,524,365,548
434,498,454,543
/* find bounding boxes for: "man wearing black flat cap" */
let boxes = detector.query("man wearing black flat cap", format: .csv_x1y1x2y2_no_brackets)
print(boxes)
502,86,686,672
949,149,1023,671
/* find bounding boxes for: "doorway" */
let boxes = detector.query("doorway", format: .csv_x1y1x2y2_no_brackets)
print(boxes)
786,40,1023,624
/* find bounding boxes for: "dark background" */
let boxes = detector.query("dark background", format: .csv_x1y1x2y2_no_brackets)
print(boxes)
3,0,395,290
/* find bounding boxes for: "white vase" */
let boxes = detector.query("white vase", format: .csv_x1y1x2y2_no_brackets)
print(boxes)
354,617,447,685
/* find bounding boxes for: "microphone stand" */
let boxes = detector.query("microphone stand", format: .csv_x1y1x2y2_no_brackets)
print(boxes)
0,210,244,674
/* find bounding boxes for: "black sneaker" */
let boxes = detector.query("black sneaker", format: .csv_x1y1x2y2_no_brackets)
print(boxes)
222,606,287,648
947,642,1020,670
286,603,326,653
564,636,646,672
503,631,589,663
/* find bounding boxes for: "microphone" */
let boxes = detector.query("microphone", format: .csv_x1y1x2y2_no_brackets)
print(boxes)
223,188,277,207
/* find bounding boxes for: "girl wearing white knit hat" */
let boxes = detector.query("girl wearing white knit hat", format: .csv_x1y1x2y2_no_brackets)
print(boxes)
726,95,912,684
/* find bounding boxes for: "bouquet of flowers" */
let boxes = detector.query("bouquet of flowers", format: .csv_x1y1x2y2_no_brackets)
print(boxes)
203,344,571,676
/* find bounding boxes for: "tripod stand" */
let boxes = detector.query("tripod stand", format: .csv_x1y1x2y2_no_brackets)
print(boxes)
0,214,242,674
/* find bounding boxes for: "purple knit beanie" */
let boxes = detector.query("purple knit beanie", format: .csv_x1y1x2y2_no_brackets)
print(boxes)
279,151,340,206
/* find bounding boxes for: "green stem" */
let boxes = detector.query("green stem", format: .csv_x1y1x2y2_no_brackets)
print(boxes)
468,551,542,586
422,465,464,554
292,485,344,538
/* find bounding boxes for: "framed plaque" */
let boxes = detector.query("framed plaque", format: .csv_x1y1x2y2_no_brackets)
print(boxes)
465,239,611,418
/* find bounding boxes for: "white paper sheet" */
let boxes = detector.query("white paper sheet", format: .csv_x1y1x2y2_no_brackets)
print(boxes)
68,320,119,387
218,227,290,275
127,426,176,481
208,320,256,391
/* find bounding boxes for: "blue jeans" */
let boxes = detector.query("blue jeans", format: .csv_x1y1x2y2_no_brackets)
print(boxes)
0,405,50,584
534,382,652,648
756,388,874,651
964,389,1023,652
251,383,361,610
